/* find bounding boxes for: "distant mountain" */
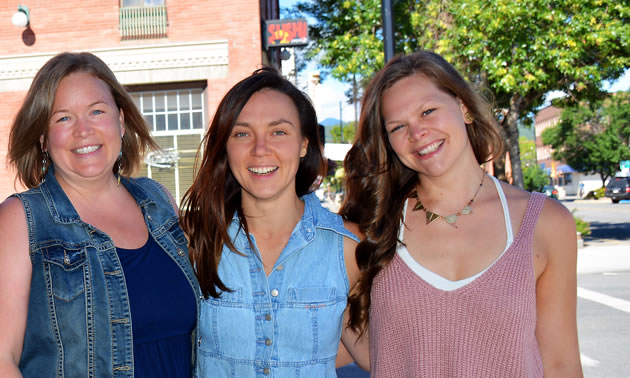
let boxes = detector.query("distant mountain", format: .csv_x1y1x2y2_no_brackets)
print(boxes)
320,117,348,127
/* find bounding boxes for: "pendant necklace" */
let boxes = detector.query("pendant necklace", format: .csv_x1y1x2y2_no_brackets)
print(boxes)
410,173,486,228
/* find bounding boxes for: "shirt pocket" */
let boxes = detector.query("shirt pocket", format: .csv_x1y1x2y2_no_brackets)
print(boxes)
278,287,346,361
41,245,88,302
198,288,257,359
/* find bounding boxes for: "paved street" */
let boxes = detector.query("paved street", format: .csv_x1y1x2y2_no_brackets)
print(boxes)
336,197,630,377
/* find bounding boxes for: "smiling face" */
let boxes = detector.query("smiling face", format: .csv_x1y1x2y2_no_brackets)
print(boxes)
45,71,124,185
226,89,308,205
381,73,475,178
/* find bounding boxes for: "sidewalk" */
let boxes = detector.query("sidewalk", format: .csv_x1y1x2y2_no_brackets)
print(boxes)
577,242,630,274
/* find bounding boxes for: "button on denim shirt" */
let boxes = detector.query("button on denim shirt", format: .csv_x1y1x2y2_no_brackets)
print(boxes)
197,193,359,377
15,168,200,377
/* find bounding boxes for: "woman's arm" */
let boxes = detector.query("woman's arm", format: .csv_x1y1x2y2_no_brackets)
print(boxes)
534,198,583,377
339,309,370,371
0,198,32,377
338,220,370,371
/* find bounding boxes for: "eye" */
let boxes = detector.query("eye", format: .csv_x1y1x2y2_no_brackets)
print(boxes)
233,131,248,138
422,108,436,116
272,129,287,136
388,124,405,134
91,109,104,115
55,115,70,123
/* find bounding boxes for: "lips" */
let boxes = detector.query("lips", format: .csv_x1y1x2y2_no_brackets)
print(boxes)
72,145,101,154
248,166,278,175
417,140,444,156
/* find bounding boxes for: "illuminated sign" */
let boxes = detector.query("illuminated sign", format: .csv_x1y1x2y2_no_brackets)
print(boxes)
264,18,308,48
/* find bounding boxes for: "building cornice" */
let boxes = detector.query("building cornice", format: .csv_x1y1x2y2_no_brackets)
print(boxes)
0,40,229,92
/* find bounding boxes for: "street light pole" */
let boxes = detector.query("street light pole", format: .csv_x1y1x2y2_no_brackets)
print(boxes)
382,0,394,63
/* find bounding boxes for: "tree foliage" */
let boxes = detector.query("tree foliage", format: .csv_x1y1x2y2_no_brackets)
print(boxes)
330,121,357,143
519,136,549,192
296,0,630,188
542,91,630,187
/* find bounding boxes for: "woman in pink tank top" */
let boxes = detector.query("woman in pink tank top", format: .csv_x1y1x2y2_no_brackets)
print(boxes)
339,51,582,377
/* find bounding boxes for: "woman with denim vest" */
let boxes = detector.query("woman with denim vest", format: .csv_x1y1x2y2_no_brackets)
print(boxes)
180,67,368,377
0,52,200,377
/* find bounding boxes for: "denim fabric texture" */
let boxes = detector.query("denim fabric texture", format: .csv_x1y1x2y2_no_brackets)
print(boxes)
196,193,358,378
15,167,200,377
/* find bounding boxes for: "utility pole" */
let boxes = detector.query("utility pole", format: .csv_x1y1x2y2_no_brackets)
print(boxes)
382,0,394,63
339,101,343,143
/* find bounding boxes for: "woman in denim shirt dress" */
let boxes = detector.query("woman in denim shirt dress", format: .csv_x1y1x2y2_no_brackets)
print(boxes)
0,53,200,377
180,68,368,377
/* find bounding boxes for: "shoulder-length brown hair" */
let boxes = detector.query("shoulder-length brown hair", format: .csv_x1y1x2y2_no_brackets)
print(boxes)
340,50,504,333
180,67,326,299
8,52,157,189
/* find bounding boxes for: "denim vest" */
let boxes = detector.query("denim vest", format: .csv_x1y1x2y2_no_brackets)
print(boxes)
15,168,200,378
196,193,358,378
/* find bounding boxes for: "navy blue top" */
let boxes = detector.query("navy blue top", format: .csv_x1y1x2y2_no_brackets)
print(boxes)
117,235,196,377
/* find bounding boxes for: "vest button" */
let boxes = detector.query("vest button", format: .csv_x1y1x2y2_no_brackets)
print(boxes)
263,367,270,375
276,264,283,271
177,248,185,256
265,313,272,321
265,338,272,346
270,289,279,297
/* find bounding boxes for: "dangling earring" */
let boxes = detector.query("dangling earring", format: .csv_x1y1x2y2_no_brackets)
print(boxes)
117,151,123,187
463,112,474,124
40,151,49,185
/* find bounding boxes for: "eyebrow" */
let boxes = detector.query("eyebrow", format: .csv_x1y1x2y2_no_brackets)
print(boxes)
384,101,436,127
234,118,296,127
51,100,108,115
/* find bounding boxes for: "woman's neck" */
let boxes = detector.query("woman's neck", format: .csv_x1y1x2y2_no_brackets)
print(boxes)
415,163,487,214
55,171,121,203
241,192,305,238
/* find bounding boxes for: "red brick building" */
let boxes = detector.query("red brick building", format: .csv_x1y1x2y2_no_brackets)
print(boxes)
0,0,279,202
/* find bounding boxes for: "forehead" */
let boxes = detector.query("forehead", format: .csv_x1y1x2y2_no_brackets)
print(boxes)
54,72,114,103
240,89,297,114
381,73,452,116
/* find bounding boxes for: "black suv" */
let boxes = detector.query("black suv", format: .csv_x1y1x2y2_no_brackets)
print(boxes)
605,176,630,203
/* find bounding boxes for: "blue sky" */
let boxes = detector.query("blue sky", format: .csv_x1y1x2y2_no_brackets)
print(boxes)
279,0,354,122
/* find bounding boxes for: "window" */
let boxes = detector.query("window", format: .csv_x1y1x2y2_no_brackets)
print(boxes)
131,87,207,204
133,89,205,133
119,0,167,40
121,0,164,7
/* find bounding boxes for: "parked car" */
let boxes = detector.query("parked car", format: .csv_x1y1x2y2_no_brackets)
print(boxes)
605,176,630,203
542,185,559,199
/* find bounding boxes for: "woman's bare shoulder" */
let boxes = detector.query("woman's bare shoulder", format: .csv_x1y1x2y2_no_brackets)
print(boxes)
0,197,29,252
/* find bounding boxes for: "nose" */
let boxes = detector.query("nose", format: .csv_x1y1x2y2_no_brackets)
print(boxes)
407,122,428,143
252,134,271,156
73,116,94,138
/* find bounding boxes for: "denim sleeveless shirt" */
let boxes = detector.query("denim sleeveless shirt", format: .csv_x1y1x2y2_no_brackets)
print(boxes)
15,168,200,378
196,193,358,378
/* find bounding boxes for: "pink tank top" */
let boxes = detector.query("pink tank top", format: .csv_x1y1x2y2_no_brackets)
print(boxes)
369,192,546,377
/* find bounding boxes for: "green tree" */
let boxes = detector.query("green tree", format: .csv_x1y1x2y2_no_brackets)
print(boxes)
542,91,630,187
296,0,630,188
330,121,357,143
519,136,549,192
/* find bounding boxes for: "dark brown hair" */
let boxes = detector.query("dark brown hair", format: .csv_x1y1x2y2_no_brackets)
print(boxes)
180,67,326,298
8,52,157,189
340,50,504,333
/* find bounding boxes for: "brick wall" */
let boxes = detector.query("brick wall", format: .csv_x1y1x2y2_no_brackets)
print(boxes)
0,0,263,200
